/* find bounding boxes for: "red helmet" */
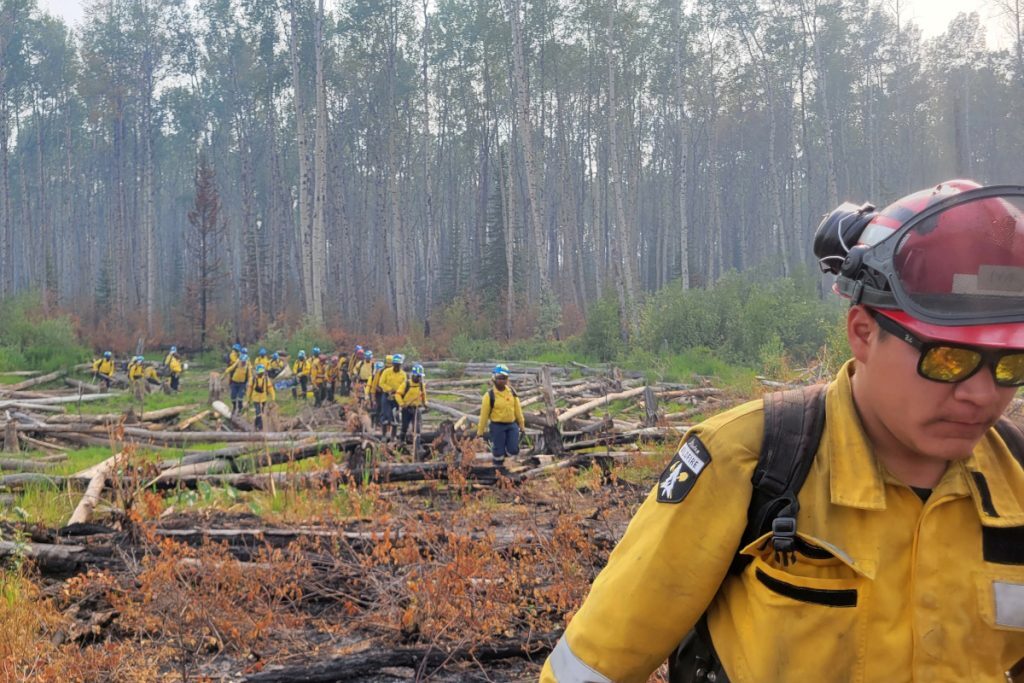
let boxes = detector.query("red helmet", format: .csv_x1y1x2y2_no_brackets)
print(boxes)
814,180,1024,348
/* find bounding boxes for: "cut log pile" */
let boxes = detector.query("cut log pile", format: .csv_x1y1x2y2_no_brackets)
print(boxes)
0,360,742,506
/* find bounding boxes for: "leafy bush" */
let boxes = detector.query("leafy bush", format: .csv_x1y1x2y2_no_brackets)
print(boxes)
0,294,89,371
580,295,623,361
449,334,504,362
261,317,330,357
636,270,837,366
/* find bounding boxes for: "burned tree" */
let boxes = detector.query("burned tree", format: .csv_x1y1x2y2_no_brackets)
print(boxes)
185,154,226,350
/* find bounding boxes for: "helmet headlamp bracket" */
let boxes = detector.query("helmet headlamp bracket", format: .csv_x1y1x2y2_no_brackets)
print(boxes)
813,202,878,274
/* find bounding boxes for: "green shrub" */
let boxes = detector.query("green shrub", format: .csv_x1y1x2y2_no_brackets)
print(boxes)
262,317,329,356
450,334,503,362
637,270,836,366
580,295,623,361
0,294,89,372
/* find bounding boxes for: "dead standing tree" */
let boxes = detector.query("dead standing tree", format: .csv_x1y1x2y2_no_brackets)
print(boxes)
185,154,227,351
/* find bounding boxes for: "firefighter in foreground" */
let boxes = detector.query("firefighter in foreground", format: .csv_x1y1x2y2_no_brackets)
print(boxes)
541,181,1024,682
476,364,525,468
246,364,276,431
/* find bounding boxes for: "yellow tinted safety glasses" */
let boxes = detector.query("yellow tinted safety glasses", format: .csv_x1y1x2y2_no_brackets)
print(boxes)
873,311,1024,387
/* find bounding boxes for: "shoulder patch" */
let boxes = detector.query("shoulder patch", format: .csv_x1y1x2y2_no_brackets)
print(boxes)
657,435,712,504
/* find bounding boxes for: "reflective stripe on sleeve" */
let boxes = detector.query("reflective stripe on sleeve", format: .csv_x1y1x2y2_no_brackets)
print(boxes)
549,636,614,683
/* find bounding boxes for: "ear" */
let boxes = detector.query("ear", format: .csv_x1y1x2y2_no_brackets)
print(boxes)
847,305,877,363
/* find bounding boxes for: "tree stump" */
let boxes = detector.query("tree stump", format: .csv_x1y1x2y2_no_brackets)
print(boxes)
3,421,19,453
208,372,222,402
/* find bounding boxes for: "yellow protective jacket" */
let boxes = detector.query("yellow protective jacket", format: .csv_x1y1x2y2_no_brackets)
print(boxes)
255,354,271,370
225,359,251,384
358,360,374,382
92,358,115,377
128,361,144,380
246,374,276,404
369,367,384,394
164,354,183,374
293,358,310,378
377,367,407,395
229,350,239,364
337,354,350,375
310,358,327,386
269,358,286,375
396,379,427,408
476,386,525,436
325,362,339,383
542,360,1024,683
143,366,160,383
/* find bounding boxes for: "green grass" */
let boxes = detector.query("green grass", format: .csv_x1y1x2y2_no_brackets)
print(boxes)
5,483,79,526
46,446,118,476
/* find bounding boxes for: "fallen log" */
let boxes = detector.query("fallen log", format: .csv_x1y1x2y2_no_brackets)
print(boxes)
17,434,69,453
564,427,677,451
556,386,649,424
0,473,74,490
0,457,52,472
0,393,116,410
155,459,517,491
63,378,104,394
174,410,211,431
242,631,559,682
5,370,65,392
67,452,125,525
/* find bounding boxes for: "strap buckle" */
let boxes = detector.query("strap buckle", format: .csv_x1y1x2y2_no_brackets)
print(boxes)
771,515,798,566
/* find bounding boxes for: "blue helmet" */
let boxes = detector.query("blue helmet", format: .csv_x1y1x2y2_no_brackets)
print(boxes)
170,345,177,354
255,364,266,374
135,355,144,362
374,360,384,370
392,353,404,364
232,343,241,352
493,364,510,377
103,351,112,359
312,346,321,355
259,347,267,356
272,352,279,360
355,344,363,352
242,347,248,354
298,350,306,359
365,350,373,359
411,364,424,377
240,353,249,362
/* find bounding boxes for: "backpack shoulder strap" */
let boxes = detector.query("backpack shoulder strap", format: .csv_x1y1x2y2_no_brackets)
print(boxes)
732,383,828,572
995,416,1024,469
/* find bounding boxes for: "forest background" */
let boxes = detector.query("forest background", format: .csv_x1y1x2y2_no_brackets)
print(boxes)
1,0,1022,374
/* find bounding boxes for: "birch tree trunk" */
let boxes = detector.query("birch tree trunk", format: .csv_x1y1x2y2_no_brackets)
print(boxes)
674,0,689,289
310,0,327,322
288,4,313,316
505,0,550,294
606,0,637,338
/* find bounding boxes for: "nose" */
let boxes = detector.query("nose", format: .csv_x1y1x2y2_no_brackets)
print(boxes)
952,362,1005,406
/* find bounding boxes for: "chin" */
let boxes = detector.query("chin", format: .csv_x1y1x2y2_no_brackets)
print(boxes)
918,430,986,461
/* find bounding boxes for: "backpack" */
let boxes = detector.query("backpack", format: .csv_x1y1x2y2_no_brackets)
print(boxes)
669,384,1024,683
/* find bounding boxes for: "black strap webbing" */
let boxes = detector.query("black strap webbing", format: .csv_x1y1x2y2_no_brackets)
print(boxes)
732,384,828,574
